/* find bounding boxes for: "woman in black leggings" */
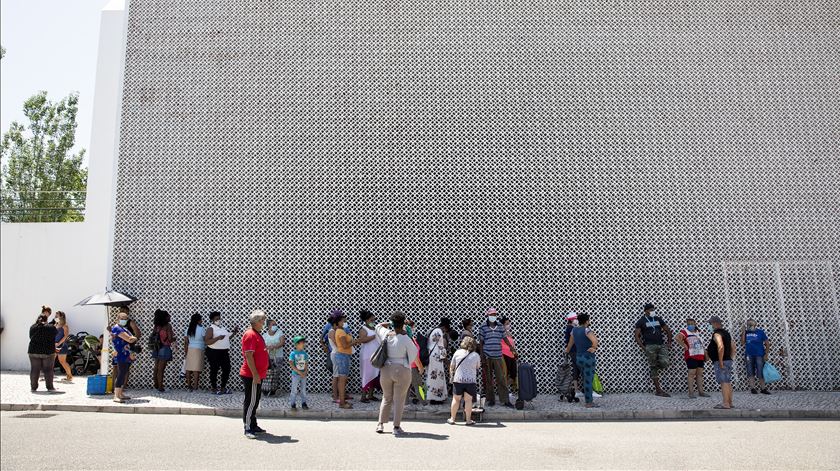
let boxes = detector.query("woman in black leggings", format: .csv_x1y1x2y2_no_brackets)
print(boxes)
204,311,238,394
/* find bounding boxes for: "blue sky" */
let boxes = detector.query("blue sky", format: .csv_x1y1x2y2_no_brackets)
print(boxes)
1,0,111,163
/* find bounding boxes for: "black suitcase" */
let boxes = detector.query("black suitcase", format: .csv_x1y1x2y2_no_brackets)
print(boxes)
517,362,538,402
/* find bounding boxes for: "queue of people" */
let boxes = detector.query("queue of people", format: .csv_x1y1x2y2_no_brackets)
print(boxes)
26,302,778,434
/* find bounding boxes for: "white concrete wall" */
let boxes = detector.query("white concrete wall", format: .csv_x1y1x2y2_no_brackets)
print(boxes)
0,0,126,370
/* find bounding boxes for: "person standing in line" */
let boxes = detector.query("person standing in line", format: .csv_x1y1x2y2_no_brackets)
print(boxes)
288,336,309,410
425,318,452,405
29,307,58,392
205,311,238,395
183,313,206,392
53,311,73,382
150,309,175,392
675,318,710,398
241,310,270,439
117,306,141,388
478,308,514,408
707,316,736,409
743,319,771,395
499,316,518,393
565,313,600,408
457,318,474,344
331,310,359,409
111,310,138,403
375,312,418,436
262,318,286,396
563,312,582,396
447,336,481,425
321,310,354,402
357,310,381,403
633,303,673,397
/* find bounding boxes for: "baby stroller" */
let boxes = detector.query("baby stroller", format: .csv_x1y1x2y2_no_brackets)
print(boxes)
72,333,102,376
556,355,580,403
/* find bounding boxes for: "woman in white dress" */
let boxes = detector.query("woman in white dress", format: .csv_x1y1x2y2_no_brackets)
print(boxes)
262,318,285,396
358,310,381,403
425,317,453,404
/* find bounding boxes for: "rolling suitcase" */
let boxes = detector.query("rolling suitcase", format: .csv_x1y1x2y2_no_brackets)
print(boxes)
516,362,538,409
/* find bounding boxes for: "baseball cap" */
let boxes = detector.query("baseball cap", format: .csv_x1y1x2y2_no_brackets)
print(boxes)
292,335,306,344
643,303,655,311
486,307,498,316
565,312,578,321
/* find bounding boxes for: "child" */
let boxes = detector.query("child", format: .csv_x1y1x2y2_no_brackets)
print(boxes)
288,336,309,410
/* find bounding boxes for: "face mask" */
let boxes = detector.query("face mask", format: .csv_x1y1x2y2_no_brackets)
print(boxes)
488,316,497,324
747,324,757,329
367,321,375,328
213,320,222,326
269,326,277,333
572,320,579,327
119,319,128,326
686,325,696,332
406,325,414,338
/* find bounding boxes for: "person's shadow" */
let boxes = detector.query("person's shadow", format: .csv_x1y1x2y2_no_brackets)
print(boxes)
255,433,298,444
398,432,449,440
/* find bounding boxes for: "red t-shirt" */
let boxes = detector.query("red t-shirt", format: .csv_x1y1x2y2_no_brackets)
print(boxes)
239,329,269,379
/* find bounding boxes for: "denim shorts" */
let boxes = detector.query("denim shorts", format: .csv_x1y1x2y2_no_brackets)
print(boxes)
151,345,172,361
745,355,765,379
334,352,350,377
713,360,733,384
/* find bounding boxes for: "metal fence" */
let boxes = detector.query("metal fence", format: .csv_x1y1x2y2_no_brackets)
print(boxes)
0,190,86,222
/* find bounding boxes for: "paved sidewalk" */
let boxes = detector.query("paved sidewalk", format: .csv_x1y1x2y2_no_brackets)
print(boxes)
2,371,838,421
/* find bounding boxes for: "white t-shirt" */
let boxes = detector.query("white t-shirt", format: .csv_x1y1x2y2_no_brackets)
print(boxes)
207,324,231,350
450,349,480,384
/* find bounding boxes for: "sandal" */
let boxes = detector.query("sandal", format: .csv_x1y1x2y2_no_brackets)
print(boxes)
339,402,353,409
713,404,731,409
465,420,476,426
446,418,456,425
112,398,125,403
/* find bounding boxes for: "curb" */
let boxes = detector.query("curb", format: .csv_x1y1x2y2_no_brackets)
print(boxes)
3,402,839,421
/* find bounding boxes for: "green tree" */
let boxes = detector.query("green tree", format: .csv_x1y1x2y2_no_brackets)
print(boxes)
1,91,88,222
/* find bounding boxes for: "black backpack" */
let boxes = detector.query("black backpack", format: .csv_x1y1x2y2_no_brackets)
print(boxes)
416,332,431,367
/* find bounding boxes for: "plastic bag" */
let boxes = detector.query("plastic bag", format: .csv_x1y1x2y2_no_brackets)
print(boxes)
593,373,604,394
763,362,782,384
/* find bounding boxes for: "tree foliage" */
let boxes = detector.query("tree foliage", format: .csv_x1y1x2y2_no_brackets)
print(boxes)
1,91,88,222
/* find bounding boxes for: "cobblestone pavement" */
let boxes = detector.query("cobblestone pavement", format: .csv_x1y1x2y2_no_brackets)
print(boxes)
2,371,838,420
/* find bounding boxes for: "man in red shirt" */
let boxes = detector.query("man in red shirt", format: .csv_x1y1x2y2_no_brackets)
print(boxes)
240,310,269,439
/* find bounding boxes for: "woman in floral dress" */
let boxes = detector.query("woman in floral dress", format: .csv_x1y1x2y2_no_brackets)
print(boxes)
425,318,452,404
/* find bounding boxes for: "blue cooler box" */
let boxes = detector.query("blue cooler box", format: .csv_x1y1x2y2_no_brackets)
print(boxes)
87,374,108,395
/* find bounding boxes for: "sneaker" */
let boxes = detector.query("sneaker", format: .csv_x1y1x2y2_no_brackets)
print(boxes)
750,388,758,394
446,418,456,425
252,426,266,433
393,426,405,437
290,404,297,410
244,430,257,439
220,388,232,395
376,423,384,434
487,401,496,407
503,402,515,408
688,394,697,399
699,392,711,397
593,392,603,398
760,389,771,395
302,403,309,410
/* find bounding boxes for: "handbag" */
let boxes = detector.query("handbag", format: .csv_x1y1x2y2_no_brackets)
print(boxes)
593,373,604,394
762,361,782,384
370,330,391,368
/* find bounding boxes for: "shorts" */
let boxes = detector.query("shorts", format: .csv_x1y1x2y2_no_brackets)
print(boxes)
745,355,765,379
713,360,733,384
151,345,172,361
57,343,69,355
334,352,350,377
685,358,705,370
453,382,477,398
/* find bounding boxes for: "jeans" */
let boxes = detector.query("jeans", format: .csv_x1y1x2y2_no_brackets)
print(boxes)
29,354,55,391
644,344,670,379
289,374,307,406
206,348,231,390
576,352,597,404
242,375,262,431
745,355,765,380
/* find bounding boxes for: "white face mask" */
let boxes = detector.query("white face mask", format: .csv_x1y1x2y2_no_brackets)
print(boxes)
213,320,222,326
488,316,497,324
572,320,579,327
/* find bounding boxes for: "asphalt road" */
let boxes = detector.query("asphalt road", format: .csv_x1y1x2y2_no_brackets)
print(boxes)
2,411,839,470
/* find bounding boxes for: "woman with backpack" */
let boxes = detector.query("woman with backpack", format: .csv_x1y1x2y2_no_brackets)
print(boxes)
150,309,175,392
425,317,452,405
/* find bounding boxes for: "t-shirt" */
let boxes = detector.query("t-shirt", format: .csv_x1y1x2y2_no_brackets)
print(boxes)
187,325,206,350
111,325,133,364
679,328,706,360
501,335,516,358
288,350,309,375
335,329,353,355
207,324,231,350
478,323,505,358
322,323,351,353
450,349,480,384
744,329,768,356
28,323,58,355
239,329,269,379
635,315,666,345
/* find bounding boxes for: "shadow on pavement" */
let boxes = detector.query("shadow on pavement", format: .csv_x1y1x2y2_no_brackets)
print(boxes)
400,432,449,440
469,422,506,428
255,433,298,444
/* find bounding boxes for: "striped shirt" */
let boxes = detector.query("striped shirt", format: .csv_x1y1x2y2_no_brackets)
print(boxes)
478,323,505,358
